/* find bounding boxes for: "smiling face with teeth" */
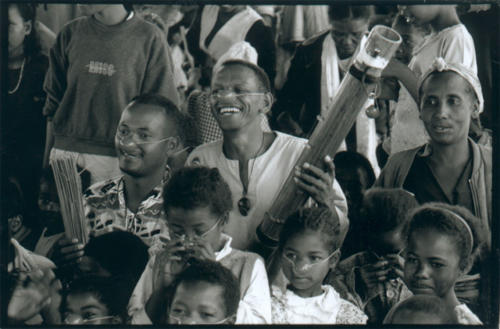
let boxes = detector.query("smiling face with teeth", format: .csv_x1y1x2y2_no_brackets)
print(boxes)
419,71,478,147
210,64,271,132
115,103,175,178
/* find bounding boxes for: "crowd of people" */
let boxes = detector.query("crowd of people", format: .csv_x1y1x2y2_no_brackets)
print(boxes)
3,3,496,326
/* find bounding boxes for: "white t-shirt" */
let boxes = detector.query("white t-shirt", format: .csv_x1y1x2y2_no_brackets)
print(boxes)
186,131,348,250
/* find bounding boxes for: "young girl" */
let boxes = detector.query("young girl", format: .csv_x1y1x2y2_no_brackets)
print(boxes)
403,203,486,324
385,5,477,153
271,207,367,324
328,188,417,324
128,166,271,324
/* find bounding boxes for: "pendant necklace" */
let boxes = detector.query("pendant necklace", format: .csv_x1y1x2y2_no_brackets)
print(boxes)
8,58,26,95
237,134,266,216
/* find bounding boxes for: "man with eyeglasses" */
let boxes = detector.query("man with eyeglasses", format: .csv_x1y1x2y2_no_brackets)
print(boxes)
51,94,190,269
186,59,348,253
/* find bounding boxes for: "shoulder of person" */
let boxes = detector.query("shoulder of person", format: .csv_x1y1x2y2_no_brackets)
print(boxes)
83,176,121,198
336,296,368,324
301,29,332,48
186,140,223,166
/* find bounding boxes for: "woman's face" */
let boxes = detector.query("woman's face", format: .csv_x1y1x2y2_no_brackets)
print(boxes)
8,5,31,59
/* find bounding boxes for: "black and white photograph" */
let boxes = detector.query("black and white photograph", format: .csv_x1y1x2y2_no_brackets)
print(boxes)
1,1,498,327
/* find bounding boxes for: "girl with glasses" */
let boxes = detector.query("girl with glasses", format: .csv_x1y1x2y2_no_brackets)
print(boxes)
271,207,367,324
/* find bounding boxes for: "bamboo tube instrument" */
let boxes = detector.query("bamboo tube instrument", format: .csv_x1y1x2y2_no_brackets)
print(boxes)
257,25,402,247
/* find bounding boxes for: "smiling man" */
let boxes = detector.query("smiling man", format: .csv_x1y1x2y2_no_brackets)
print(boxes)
186,59,348,252
376,58,492,243
52,94,189,269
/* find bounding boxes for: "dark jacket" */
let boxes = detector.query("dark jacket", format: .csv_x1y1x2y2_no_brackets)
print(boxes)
375,139,492,247
273,30,332,135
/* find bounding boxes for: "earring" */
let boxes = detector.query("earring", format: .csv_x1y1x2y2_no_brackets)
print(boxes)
163,164,172,183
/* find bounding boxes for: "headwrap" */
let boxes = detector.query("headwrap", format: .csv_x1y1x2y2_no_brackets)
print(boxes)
213,41,258,74
418,57,484,113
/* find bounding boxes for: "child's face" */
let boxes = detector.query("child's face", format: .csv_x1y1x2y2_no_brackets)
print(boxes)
404,229,462,299
419,72,476,147
281,229,337,298
63,292,117,325
392,310,447,324
370,226,405,258
167,206,223,252
168,281,230,324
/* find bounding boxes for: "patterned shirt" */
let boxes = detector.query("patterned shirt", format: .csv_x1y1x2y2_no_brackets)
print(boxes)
83,176,168,249
271,285,367,324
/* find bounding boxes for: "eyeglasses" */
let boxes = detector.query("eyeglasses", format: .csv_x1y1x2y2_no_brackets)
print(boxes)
282,249,339,272
64,315,116,324
116,127,174,145
209,91,266,102
168,313,234,325
169,217,222,240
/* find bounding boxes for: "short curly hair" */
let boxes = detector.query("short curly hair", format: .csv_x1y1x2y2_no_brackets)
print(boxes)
384,295,458,324
163,166,233,221
167,259,240,318
361,188,419,239
405,202,486,271
279,207,342,253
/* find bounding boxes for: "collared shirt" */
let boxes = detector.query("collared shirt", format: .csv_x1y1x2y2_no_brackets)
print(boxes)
83,176,169,249
403,143,474,214
271,285,367,324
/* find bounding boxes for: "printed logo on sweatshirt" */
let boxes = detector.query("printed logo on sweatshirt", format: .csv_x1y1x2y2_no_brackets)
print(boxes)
86,61,116,76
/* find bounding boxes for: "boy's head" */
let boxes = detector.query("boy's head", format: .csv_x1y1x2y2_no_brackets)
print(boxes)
163,166,232,250
384,295,458,324
334,151,375,215
418,59,483,147
391,14,429,64
81,231,149,283
62,275,128,325
328,5,373,59
361,188,418,257
115,94,188,179
167,259,240,324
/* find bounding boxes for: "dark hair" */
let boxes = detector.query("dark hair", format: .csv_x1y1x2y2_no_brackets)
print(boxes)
406,203,486,271
328,5,374,21
334,151,376,187
168,259,240,318
163,166,232,221
129,94,193,147
9,3,41,60
62,275,130,321
279,207,342,253
384,295,458,324
84,231,149,283
217,59,271,92
361,188,418,238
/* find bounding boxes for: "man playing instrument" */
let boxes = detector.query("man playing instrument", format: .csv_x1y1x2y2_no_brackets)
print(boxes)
186,59,348,252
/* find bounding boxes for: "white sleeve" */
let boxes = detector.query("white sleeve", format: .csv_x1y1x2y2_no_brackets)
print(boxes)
127,257,155,324
332,178,349,234
235,257,272,324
